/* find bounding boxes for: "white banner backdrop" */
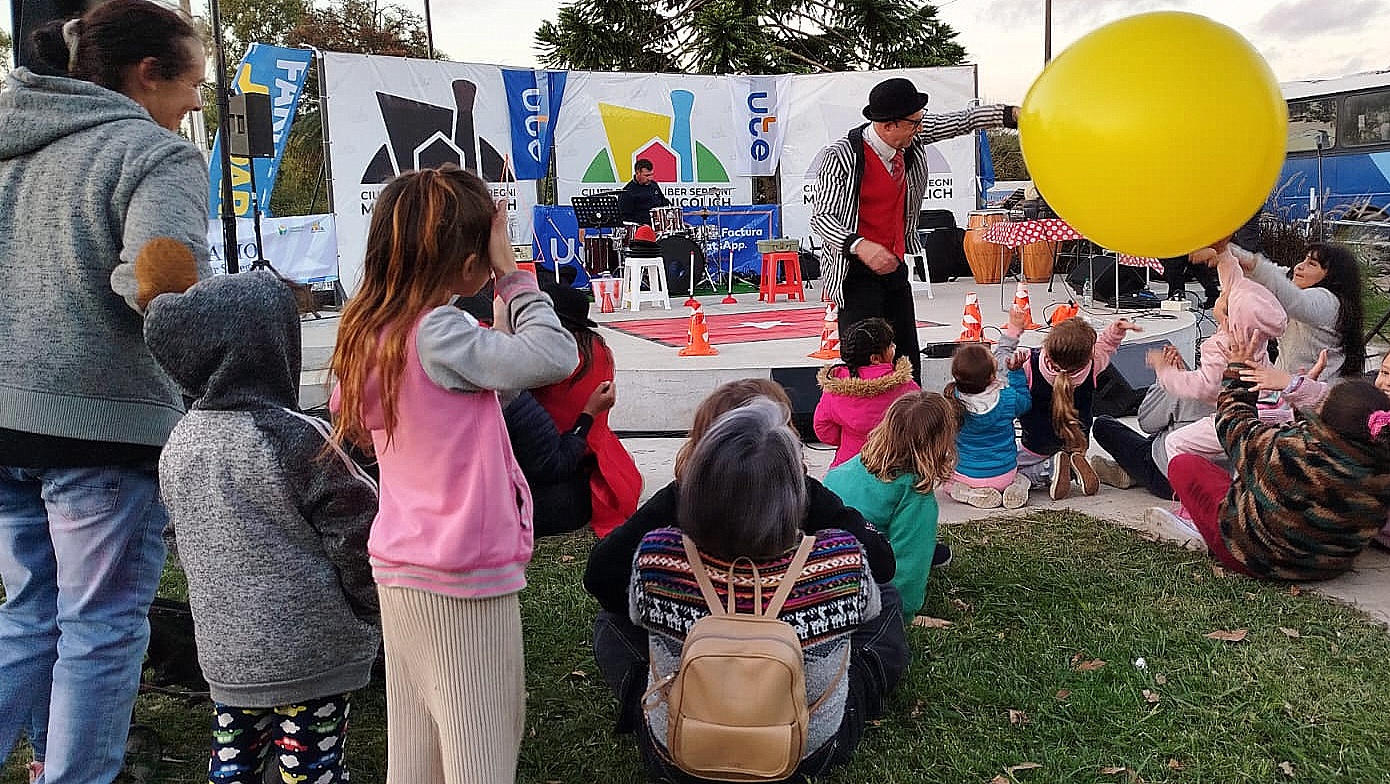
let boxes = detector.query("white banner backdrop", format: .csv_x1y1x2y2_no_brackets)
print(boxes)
554,72,751,211
321,53,538,294
207,214,338,282
727,74,793,177
779,66,978,244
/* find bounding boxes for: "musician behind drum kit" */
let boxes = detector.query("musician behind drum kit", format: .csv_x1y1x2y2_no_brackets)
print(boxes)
617,158,671,225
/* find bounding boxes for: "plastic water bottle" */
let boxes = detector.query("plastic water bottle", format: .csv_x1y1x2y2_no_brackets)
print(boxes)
1082,279,1093,308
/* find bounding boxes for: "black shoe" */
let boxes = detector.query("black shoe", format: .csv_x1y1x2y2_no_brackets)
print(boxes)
1199,293,1218,310
932,543,952,569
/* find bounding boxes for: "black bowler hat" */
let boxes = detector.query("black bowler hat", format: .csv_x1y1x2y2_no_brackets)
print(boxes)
543,283,597,329
862,77,929,121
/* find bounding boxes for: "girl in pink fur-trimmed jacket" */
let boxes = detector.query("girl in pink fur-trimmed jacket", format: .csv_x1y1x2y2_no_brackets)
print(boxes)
814,317,920,467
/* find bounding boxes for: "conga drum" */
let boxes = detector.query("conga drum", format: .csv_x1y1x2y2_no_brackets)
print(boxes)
1020,240,1058,283
962,210,1009,284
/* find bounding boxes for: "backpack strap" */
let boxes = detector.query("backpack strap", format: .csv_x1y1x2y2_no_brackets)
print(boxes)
763,535,817,618
682,535,727,616
807,650,852,713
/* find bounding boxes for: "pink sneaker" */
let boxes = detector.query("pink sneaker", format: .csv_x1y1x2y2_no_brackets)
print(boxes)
27,761,43,784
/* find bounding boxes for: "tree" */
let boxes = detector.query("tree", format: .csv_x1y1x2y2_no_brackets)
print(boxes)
987,129,1028,181
1,26,12,70
286,0,432,59
536,0,966,74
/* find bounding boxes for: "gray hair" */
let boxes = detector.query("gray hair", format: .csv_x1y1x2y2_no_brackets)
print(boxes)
678,397,806,560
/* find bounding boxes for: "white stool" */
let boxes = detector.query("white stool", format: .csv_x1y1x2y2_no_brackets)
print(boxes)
621,257,671,312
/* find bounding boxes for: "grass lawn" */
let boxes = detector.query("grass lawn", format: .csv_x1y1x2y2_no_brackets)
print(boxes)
5,509,1390,783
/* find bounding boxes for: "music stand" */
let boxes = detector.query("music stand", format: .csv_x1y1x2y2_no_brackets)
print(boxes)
571,193,624,229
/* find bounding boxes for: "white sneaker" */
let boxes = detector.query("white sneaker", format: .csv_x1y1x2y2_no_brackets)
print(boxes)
1091,455,1135,489
950,483,1003,509
1002,475,1030,509
1142,506,1207,551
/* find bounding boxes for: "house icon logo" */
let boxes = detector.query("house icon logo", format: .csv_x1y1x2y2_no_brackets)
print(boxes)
362,80,509,183
581,90,729,184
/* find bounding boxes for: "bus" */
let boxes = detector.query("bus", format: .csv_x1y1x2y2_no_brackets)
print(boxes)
1275,70,1390,221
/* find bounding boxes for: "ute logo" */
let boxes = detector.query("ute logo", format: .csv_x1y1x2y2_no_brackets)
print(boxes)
362,80,509,183
582,90,729,184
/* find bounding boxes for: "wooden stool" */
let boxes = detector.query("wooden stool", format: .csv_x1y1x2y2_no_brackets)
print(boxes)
759,251,804,303
621,257,670,312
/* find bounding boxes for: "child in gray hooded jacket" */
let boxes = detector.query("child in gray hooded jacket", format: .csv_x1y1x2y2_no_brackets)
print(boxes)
145,270,380,784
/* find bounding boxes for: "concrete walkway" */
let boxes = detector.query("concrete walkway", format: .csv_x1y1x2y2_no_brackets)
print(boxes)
623,435,1390,627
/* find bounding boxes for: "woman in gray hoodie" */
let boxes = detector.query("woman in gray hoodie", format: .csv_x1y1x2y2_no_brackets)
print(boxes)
0,2,211,781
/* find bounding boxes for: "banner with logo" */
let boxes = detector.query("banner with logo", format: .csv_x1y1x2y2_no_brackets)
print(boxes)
727,75,792,177
531,206,587,288
691,205,778,275
778,67,978,243
502,69,567,181
320,53,542,293
554,72,751,212
206,214,337,281
209,44,315,219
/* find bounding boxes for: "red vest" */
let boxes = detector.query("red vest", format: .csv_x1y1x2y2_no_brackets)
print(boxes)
856,140,907,258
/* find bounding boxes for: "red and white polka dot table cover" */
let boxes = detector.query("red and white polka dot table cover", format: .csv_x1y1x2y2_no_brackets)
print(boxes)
982,218,1164,272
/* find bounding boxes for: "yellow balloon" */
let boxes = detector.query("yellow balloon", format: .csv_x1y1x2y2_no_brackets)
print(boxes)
1019,12,1287,258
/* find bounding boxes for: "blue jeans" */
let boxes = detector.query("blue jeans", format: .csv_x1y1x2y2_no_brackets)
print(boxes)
0,466,167,784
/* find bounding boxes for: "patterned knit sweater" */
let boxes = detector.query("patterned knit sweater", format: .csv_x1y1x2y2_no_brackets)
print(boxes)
630,527,880,758
1215,372,1390,580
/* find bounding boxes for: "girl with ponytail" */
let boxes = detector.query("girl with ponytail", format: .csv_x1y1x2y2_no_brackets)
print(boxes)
997,307,1141,500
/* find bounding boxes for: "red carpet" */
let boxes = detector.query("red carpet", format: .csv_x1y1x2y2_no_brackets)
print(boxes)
608,307,942,347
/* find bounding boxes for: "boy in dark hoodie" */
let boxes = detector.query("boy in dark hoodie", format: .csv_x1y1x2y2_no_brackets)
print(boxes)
144,270,381,784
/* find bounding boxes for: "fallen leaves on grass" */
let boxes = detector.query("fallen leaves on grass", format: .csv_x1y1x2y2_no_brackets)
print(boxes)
911,615,953,629
1075,658,1107,671
1204,628,1249,642
1007,709,1029,725
1168,759,1183,770
1055,689,1070,701
1279,761,1296,777
1210,563,1227,577
1289,585,1302,597
1154,674,1168,685
1100,767,1127,775
950,597,974,614
1142,689,1160,704
559,554,575,563
1007,762,1042,774
1279,627,1301,638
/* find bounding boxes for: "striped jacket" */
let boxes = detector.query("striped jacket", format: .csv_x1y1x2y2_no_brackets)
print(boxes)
1215,373,1390,581
810,105,1011,306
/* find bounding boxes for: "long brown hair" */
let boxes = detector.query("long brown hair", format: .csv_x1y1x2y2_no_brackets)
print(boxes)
330,166,494,449
859,392,958,493
1042,318,1097,453
674,378,793,479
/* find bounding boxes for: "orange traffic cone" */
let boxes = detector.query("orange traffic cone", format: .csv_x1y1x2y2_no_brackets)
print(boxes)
958,292,984,342
678,302,719,356
808,303,841,360
1002,281,1043,329
1049,301,1080,326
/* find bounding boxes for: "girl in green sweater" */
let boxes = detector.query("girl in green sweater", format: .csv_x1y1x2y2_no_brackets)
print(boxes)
824,392,960,619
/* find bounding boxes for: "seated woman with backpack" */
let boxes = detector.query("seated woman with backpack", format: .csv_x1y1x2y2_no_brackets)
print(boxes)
597,398,905,783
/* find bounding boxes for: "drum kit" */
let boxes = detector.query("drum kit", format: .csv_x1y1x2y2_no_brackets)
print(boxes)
582,204,723,293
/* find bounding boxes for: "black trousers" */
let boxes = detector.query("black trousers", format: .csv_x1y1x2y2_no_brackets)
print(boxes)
1160,256,1218,303
838,261,921,382
1091,416,1174,500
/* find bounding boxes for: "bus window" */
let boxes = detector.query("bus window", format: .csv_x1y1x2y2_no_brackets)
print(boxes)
1287,98,1336,152
1341,89,1390,147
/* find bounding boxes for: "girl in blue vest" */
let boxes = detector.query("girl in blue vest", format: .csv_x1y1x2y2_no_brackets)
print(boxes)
997,309,1141,500
945,342,1032,509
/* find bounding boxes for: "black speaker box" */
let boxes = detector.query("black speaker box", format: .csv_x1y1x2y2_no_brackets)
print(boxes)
921,227,969,282
228,92,275,159
1067,255,1146,303
770,367,824,442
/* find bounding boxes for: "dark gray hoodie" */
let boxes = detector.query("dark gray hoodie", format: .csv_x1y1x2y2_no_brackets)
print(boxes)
146,271,381,708
0,68,212,447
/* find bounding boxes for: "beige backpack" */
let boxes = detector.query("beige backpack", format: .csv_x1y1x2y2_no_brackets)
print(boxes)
645,534,844,782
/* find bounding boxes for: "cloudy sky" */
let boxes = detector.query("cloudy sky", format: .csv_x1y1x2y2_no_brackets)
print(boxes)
4,0,1388,100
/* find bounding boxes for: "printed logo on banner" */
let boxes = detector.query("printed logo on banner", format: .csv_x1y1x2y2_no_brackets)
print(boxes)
747,91,778,164
581,90,729,184
361,80,510,184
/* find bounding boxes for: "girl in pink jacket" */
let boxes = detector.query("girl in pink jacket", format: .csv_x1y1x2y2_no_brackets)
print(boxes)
1152,250,1287,466
814,317,920,467
330,166,577,784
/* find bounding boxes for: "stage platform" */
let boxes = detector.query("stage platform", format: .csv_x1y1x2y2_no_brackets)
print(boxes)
300,277,1201,433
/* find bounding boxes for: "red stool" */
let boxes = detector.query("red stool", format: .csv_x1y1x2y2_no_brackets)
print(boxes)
759,251,805,303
